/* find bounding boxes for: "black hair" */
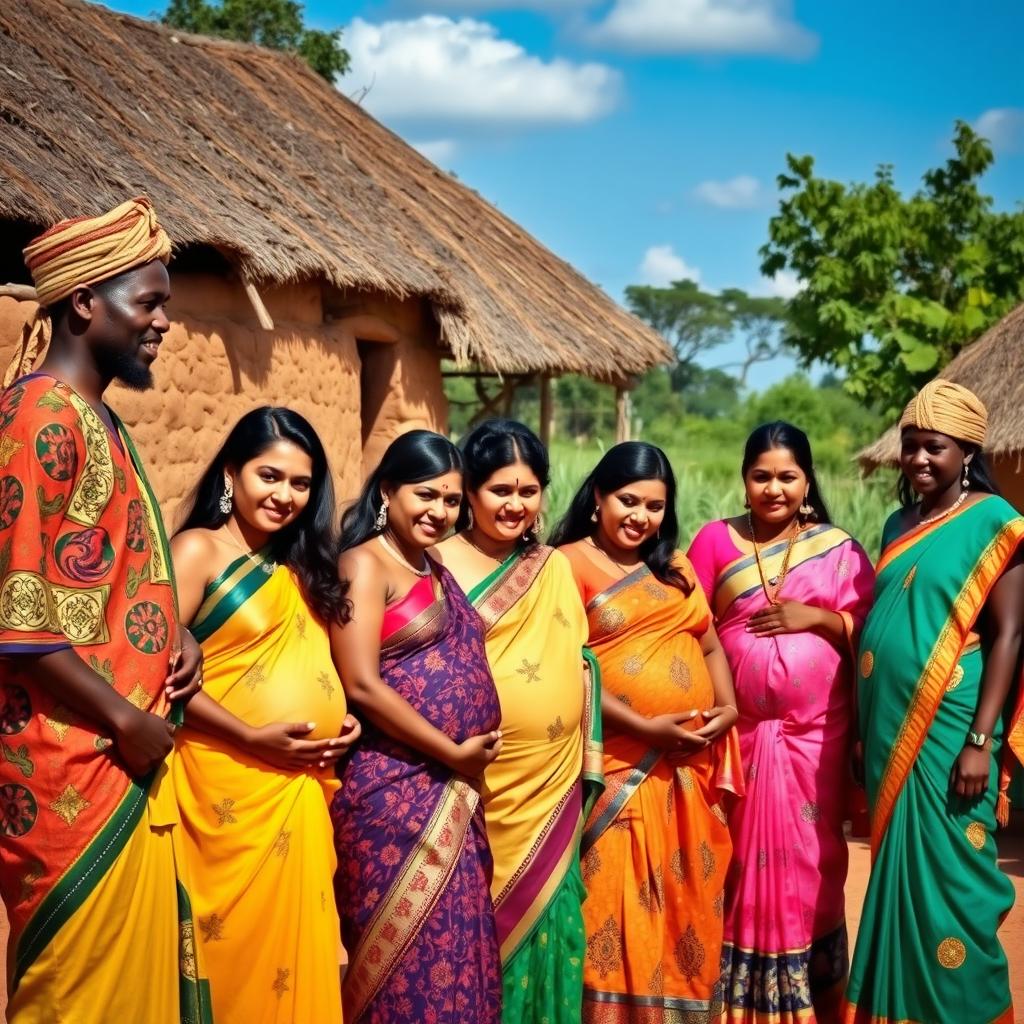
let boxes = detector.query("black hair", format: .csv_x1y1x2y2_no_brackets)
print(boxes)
456,419,549,542
896,433,1000,508
339,430,464,552
549,441,689,591
176,407,348,625
741,421,831,525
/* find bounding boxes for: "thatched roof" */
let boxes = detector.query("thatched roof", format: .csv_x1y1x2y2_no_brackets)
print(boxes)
0,0,670,383
858,302,1024,469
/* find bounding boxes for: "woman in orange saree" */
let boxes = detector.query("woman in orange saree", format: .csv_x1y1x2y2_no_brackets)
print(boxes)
553,442,743,1024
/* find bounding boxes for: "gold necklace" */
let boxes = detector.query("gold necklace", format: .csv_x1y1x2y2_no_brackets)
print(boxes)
747,512,798,604
220,526,276,575
587,535,640,577
377,534,431,577
460,530,516,564
918,490,968,527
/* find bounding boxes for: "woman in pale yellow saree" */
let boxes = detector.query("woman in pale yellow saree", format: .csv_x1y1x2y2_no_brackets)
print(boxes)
434,420,602,1024
170,408,360,1023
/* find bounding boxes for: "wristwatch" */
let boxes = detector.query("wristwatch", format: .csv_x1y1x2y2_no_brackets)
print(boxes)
966,731,989,748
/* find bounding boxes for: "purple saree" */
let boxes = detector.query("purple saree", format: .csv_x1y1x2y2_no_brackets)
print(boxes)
332,565,503,1024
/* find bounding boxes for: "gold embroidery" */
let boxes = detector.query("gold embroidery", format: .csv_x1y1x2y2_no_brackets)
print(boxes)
713,891,724,918
179,918,198,980
0,572,49,631
622,654,644,676
125,683,151,710
0,572,109,643
586,916,623,979
643,581,668,601
0,436,24,468
836,559,850,578
581,846,602,883
272,967,290,997
318,672,335,700
700,840,715,882
516,659,541,684
676,767,694,793
50,783,90,825
213,798,238,826
546,716,565,741
54,587,107,644
903,566,917,589
44,706,74,741
674,924,705,980
596,606,626,633
553,608,570,628
669,655,691,690
648,962,664,996
199,913,225,942
710,802,728,826
669,848,685,883
241,664,267,691
800,801,821,823
859,650,874,678
937,937,966,969
965,822,986,850
294,613,307,640
64,392,113,527
274,830,292,857
947,665,964,692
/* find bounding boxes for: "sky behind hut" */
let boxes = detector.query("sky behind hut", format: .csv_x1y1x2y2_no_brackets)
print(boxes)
112,0,1023,386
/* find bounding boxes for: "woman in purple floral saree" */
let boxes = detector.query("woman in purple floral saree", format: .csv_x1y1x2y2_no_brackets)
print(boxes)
331,431,503,1024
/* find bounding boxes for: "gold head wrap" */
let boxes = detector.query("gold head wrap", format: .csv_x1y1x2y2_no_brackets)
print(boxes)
898,378,988,447
4,197,172,386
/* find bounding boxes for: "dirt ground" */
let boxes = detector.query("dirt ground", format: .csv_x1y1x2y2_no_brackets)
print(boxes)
0,818,1021,1021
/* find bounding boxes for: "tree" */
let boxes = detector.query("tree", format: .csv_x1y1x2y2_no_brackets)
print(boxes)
163,0,349,81
761,122,1024,415
716,289,789,387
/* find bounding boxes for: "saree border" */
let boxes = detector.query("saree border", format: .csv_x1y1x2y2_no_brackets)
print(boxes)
870,518,1024,859
581,748,661,854
379,573,446,655
586,563,651,612
875,497,990,577
841,1002,1015,1024
711,523,843,618
493,780,581,963
584,986,724,1014
189,552,277,644
470,544,552,632
581,647,605,817
12,770,153,989
344,777,480,1021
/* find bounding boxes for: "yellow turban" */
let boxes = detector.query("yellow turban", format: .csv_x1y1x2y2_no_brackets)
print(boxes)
5,197,172,386
898,378,988,447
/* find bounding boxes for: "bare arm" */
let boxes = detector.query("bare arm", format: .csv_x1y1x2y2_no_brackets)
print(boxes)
332,548,500,776
694,623,739,741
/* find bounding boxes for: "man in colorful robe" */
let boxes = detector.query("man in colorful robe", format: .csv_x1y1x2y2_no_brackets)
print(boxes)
0,198,209,1022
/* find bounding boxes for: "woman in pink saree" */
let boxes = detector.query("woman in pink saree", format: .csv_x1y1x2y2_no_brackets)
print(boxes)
687,422,874,1024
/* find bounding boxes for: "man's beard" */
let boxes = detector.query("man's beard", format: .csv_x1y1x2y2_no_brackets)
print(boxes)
93,342,154,391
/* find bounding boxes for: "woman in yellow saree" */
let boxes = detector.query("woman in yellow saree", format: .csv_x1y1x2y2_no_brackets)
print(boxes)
170,408,360,1023
553,442,744,1024
433,420,603,1024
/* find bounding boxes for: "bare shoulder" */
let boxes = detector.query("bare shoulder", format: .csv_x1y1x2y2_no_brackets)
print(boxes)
338,540,390,582
170,528,219,566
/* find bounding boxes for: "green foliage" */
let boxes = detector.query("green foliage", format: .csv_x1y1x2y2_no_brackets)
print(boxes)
163,0,349,80
762,121,1024,415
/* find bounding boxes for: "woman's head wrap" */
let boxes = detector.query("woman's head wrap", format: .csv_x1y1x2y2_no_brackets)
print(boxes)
4,197,171,386
898,378,987,448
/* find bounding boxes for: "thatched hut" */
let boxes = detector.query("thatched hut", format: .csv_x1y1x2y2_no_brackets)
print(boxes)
857,303,1024,508
0,0,669,518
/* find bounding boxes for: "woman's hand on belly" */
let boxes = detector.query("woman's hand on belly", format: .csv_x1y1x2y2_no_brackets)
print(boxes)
693,703,739,744
247,716,361,771
640,711,709,753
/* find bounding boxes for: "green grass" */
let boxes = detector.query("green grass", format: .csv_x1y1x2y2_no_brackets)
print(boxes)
543,439,898,560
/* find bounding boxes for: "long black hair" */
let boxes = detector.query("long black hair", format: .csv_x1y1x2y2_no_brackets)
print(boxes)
742,421,831,524
896,434,1000,508
176,407,348,625
457,419,549,542
549,441,689,591
339,430,464,552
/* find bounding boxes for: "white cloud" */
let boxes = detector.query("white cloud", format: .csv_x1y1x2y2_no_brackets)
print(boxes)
412,139,459,164
586,0,818,58
761,270,802,298
693,174,763,208
974,108,1024,153
639,245,701,287
400,0,595,9
344,16,621,126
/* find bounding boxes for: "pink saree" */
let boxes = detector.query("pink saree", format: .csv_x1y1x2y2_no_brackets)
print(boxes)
687,520,874,1024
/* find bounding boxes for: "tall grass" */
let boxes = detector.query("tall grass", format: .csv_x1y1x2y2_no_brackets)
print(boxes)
543,440,898,559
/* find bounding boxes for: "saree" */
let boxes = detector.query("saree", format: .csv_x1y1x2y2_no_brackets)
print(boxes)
332,563,502,1024
844,495,1024,1024
561,545,744,1024
0,373,210,1022
173,552,346,1023
688,520,875,1024
468,544,603,1024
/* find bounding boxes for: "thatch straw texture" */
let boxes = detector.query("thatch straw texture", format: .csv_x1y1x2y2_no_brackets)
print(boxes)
858,303,1024,469
0,0,670,382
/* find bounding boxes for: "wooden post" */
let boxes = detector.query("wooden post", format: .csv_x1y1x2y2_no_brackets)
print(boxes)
615,386,631,443
539,375,553,448
240,274,275,331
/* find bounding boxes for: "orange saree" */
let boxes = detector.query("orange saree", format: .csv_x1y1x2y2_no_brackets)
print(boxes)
561,545,743,1024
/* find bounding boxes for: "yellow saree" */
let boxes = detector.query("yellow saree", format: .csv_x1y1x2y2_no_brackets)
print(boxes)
172,552,347,1023
470,545,603,1023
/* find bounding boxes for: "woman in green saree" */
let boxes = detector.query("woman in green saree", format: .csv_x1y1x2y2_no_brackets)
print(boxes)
844,380,1024,1024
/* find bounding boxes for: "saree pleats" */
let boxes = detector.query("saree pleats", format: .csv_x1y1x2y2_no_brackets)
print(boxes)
174,556,346,1024
688,521,875,1024
333,566,502,1024
470,545,603,1024
845,496,1024,1024
563,550,743,1024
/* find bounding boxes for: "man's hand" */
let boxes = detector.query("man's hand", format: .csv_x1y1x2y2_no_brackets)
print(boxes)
112,706,175,778
165,629,204,702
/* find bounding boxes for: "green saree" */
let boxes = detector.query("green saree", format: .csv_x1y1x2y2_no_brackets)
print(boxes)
844,495,1024,1024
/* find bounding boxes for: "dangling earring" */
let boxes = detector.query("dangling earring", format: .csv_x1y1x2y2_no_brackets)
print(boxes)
532,511,545,538
962,462,971,490
466,505,475,529
799,493,815,520
590,505,600,523
219,477,233,515
374,501,389,531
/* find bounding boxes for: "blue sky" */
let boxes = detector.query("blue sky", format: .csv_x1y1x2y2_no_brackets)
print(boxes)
112,0,1023,385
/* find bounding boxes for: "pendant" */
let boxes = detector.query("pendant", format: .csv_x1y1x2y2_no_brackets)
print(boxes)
262,561,277,575
768,575,779,586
